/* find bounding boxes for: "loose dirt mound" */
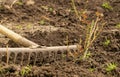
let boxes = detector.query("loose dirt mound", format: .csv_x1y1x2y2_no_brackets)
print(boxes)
0,0,120,77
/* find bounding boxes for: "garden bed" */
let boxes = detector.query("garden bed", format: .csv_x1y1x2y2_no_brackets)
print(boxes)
0,0,120,77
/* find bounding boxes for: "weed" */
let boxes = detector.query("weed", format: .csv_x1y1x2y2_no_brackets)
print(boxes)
83,17,105,59
103,39,110,46
106,63,117,72
20,65,32,76
102,2,113,10
70,0,105,60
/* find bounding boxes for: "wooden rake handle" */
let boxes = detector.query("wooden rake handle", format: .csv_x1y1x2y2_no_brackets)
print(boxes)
0,24,39,47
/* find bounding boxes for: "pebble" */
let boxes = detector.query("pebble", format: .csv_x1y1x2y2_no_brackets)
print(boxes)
96,6,105,13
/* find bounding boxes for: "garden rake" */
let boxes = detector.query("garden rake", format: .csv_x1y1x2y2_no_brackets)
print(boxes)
0,24,81,66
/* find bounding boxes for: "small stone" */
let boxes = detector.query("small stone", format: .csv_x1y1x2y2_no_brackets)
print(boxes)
44,63,50,66
26,0,35,5
73,75,79,77
96,6,105,13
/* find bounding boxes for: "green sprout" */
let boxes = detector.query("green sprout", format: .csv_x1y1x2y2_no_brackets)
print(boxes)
89,67,95,72
85,52,91,59
106,63,117,72
0,65,5,74
62,54,67,59
20,65,32,76
102,2,113,10
0,65,3,74
15,1,23,6
39,20,45,25
116,23,120,28
27,24,32,29
0,5,4,10
103,39,110,46
16,25,23,30
48,7,53,12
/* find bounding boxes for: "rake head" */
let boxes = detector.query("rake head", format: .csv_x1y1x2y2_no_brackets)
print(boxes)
0,45,81,66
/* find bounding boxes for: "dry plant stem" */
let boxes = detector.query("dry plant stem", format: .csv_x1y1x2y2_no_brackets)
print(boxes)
66,36,75,58
71,0,81,21
87,17,99,44
0,24,39,47
10,0,18,8
83,17,102,59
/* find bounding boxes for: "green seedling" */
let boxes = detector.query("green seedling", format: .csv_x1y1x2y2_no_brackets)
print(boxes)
0,69,4,75
62,54,66,58
48,7,53,12
39,20,45,25
106,63,117,72
0,65,3,74
0,5,4,10
20,65,32,76
0,65,5,74
116,23,120,28
16,25,23,30
102,2,113,10
85,51,91,59
103,39,110,46
27,24,32,29
15,1,23,6
89,67,95,72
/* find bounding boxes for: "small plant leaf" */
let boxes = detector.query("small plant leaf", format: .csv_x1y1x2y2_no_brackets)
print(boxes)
103,39,110,46
102,2,113,10
116,23,120,28
39,20,45,25
106,63,117,72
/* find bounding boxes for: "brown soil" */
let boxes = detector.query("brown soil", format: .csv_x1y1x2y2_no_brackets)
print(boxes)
0,0,120,77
